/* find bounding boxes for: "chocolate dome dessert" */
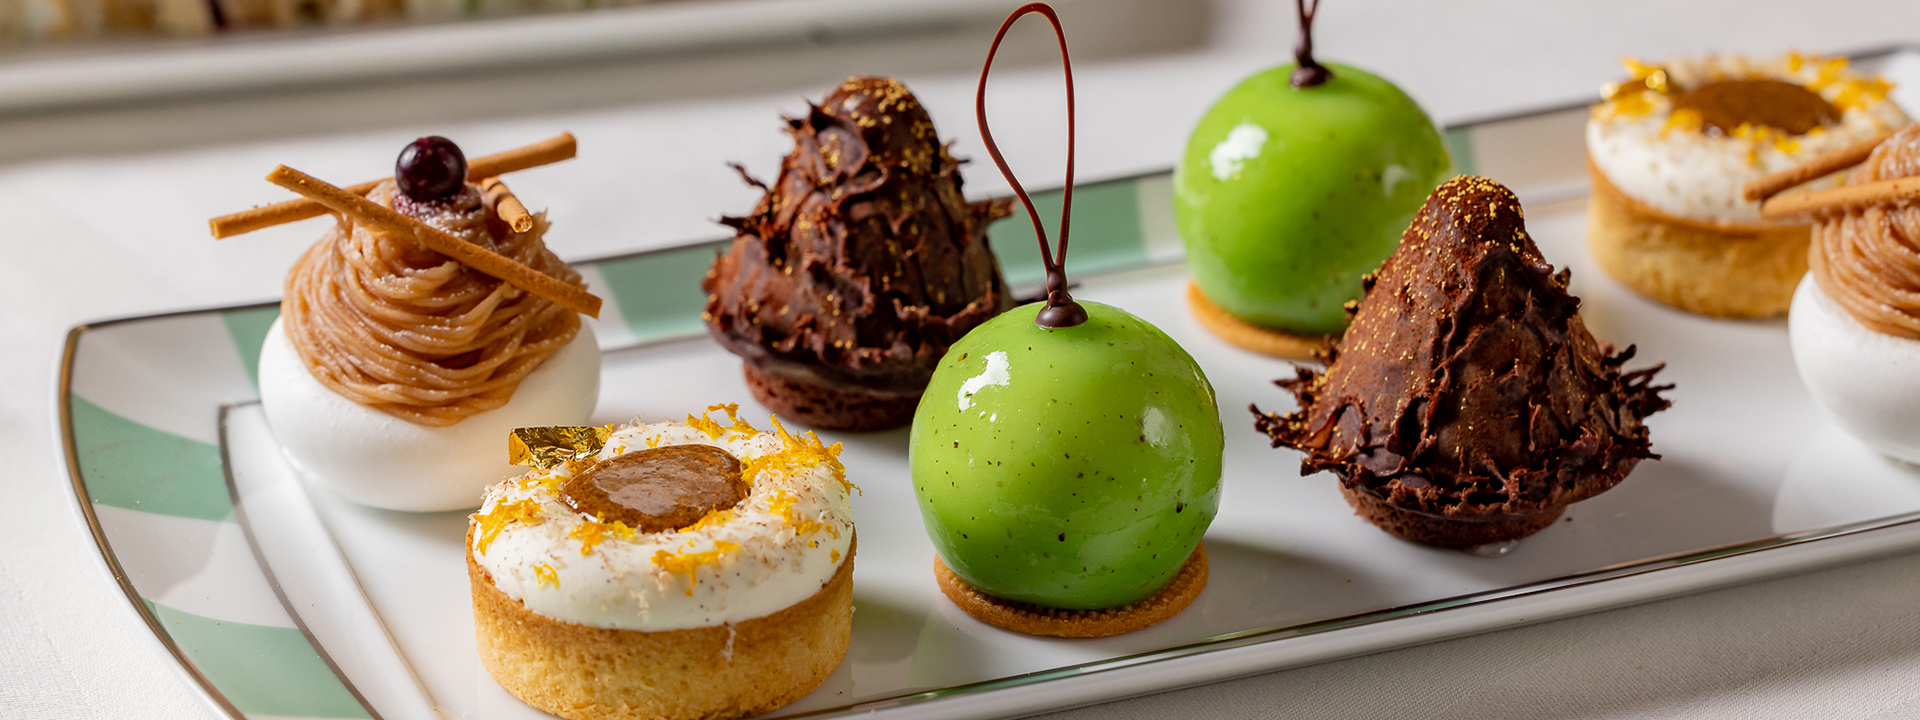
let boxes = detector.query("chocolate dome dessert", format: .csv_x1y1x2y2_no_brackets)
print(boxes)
1255,176,1671,547
704,76,1014,432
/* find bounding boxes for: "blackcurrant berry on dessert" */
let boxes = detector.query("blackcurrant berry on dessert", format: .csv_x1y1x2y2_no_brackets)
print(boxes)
396,136,469,201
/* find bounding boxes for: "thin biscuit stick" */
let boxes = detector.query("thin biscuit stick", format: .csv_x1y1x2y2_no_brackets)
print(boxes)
481,177,533,233
1743,127,1903,202
267,165,602,318
1759,175,1920,221
210,132,576,238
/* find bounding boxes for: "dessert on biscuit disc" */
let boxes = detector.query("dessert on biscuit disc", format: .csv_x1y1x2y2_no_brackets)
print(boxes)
909,3,1222,638
1586,53,1908,318
469,407,855,720
1175,0,1449,358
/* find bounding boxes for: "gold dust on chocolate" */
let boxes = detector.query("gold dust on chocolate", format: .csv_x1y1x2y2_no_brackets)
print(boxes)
561,445,749,533
1254,176,1671,521
1671,79,1839,135
703,76,1014,394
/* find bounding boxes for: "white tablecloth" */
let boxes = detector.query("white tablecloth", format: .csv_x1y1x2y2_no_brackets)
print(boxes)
7,0,1920,717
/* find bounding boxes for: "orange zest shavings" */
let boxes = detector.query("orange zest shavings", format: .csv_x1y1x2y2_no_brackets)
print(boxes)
517,471,566,493
1730,122,1802,161
678,506,738,534
1598,58,1670,120
742,416,852,492
474,499,544,554
1832,76,1894,112
1662,107,1704,135
1806,56,1850,92
685,403,761,440
533,564,560,588
653,541,741,597
568,518,637,555
767,489,840,540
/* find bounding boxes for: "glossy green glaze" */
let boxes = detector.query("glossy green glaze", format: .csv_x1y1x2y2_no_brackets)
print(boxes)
1175,62,1450,336
909,302,1223,610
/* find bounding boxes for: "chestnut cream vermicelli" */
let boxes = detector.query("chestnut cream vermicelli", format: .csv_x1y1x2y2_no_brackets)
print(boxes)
283,180,583,426
1811,125,1920,340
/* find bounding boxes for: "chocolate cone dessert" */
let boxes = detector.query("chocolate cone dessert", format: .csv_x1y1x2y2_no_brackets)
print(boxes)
1254,176,1671,548
704,76,1015,432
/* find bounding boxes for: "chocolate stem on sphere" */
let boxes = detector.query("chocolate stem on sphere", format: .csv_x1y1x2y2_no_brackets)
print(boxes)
1290,0,1331,88
977,2,1087,329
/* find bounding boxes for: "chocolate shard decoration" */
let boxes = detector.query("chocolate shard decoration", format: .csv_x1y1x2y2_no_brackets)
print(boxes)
1255,176,1671,523
703,76,1016,394
508,425,611,471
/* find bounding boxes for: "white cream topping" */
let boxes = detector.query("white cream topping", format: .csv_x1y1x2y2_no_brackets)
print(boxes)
471,414,854,631
260,318,600,512
1790,278,1920,465
1588,54,1909,224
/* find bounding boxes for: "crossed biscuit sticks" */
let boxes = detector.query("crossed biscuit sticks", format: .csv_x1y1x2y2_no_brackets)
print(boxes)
207,133,601,318
1744,125,1920,222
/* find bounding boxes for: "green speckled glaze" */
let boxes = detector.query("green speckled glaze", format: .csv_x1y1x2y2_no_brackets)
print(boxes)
1175,62,1450,336
909,302,1223,610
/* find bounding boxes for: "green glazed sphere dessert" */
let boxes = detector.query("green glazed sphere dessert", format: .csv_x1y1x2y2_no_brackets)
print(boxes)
1176,61,1450,336
909,301,1224,610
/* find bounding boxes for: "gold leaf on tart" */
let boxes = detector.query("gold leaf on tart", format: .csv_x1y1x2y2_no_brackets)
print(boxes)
508,425,612,470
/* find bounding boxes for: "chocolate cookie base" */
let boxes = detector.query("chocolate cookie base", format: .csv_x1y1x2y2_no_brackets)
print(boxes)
933,544,1207,638
1340,484,1563,549
743,363,919,432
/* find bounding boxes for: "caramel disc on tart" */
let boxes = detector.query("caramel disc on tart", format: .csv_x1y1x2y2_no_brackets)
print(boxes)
561,445,749,533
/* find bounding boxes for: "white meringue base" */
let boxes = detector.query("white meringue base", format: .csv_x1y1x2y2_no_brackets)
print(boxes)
1789,277,1920,464
258,317,600,512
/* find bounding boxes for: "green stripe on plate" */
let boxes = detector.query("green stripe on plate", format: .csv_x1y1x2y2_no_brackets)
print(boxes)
145,600,370,719
69,395,233,522
1444,126,1477,177
989,179,1146,288
596,241,726,344
223,306,281,391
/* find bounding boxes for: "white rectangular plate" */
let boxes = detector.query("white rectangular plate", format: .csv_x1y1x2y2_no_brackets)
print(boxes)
59,47,1920,720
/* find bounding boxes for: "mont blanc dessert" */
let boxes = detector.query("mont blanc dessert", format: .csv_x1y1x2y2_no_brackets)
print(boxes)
704,76,1014,432
212,134,603,512
468,409,855,720
1771,126,1920,464
1258,177,1671,548
1587,52,1909,317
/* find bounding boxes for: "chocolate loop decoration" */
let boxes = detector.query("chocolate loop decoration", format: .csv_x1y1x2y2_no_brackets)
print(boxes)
1290,0,1331,88
977,2,1088,329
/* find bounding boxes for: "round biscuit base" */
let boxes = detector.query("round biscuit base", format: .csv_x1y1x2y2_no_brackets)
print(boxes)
933,544,1207,638
1340,484,1563,549
1186,282,1332,360
1585,156,1809,319
470,533,854,720
743,363,918,432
